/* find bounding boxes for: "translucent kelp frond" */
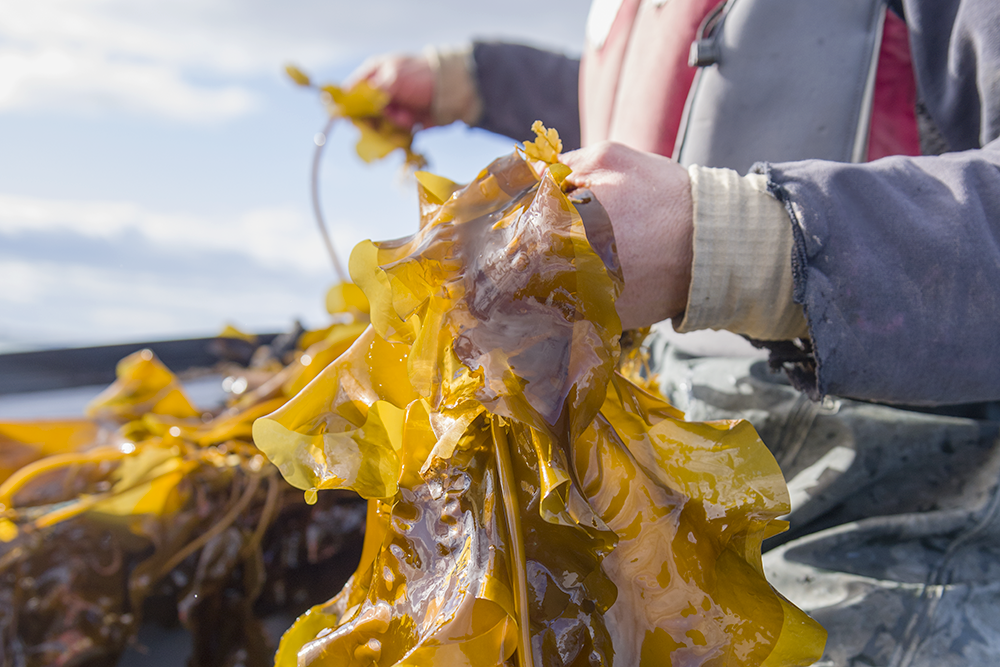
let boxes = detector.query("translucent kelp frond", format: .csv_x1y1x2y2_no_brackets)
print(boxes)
286,64,427,170
255,143,826,667
523,120,563,165
86,349,200,421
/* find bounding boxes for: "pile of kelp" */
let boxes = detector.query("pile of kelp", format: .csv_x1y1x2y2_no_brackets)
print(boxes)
0,292,372,667
255,125,827,667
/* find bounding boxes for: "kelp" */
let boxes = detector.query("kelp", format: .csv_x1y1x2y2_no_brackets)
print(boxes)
0,299,373,666
286,64,427,170
287,65,429,285
255,126,827,667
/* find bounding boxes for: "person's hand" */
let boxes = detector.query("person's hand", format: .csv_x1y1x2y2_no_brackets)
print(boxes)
346,54,435,131
561,142,693,330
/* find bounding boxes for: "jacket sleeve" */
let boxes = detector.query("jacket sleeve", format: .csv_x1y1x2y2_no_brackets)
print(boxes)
756,0,1000,406
471,42,581,150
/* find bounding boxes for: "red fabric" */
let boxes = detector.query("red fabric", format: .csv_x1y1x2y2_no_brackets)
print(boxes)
867,10,921,160
580,0,719,155
580,0,643,147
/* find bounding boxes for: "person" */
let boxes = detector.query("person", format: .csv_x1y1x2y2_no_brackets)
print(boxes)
349,0,1000,664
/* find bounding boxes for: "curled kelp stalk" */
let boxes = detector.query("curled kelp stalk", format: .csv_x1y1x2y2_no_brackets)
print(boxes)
254,125,827,667
286,64,428,282
0,296,372,667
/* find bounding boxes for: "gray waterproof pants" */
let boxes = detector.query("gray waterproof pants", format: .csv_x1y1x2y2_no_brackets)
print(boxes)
648,335,1000,667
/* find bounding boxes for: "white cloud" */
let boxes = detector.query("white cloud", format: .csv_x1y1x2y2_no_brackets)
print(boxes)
0,261,48,304
0,0,263,121
0,0,586,122
0,192,355,274
0,49,255,121
0,257,331,347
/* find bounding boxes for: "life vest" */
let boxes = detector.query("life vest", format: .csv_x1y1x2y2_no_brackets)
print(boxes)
580,0,921,172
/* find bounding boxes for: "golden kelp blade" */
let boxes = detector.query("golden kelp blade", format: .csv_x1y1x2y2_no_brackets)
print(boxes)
323,80,390,119
354,121,411,163
414,171,460,205
255,127,825,666
326,281,371,315
86,349,200,421
522,120,563,165
219,323,258,343
286,64,426,169
0,420,103,482
323,79,425,167
253,327,415,502
286,64,312,87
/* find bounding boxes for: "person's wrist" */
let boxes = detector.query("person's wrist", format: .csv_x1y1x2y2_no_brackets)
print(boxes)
424,44,482,127
675,165,808,340
601,152,693,329
560,143,694,329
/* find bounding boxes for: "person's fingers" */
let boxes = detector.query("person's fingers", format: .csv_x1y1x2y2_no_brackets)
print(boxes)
560,149,602,187
344,54,389,88
366,58,404,92
345,54,436,129
383,105,418,130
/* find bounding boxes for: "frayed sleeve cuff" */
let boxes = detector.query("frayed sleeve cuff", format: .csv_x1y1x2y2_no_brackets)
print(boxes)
676,165,809,341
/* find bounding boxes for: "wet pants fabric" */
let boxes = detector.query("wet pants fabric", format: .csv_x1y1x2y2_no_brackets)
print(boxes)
647,335,1000,666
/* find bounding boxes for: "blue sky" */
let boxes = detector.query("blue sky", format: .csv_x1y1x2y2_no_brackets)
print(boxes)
0,0,587,351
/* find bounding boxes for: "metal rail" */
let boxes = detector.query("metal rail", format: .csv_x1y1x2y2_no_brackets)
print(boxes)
0,334,279,395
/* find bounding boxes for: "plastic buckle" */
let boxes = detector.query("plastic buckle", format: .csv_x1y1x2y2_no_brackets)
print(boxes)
688,39,720,67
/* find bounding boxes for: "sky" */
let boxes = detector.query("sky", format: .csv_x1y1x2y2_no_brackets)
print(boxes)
0,0,588,351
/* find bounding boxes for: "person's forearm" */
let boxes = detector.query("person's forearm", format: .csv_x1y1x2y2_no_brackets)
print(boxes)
470,42,581,150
